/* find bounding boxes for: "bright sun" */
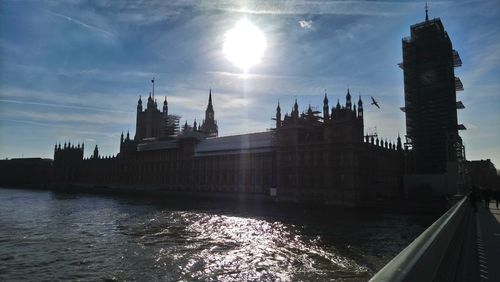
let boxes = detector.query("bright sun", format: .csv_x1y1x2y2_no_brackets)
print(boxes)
223,19,267,73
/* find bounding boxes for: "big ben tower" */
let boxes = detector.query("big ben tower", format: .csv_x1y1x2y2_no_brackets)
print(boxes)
401,5,465,176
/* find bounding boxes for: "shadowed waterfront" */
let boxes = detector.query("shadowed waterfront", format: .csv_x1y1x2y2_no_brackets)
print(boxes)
0,187,436,281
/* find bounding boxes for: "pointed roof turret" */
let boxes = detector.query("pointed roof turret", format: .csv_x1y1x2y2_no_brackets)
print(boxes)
425,2,429,21
206,88,214,113
346,88,352,110
397,133,402,150
323,90,328,104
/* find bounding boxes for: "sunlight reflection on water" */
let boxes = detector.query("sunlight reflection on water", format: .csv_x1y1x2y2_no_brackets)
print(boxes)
132,211,368,281
0,188,432,281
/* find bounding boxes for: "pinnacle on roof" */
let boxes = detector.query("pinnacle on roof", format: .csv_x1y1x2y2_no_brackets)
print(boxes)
425,2,429,21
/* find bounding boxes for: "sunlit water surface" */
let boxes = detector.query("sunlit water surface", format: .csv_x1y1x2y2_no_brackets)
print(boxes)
0,188,435,281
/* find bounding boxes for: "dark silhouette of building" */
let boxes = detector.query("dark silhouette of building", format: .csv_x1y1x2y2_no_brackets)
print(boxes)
0,158,53,187
199,89,218,137
53,142,84,183
466,159,499,190
49,86,405,205
400,7,467,195
401,7,465,174
135,92,181,142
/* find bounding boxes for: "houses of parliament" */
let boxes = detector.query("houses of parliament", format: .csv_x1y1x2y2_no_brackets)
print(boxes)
50,86,404,204
1,10,468,203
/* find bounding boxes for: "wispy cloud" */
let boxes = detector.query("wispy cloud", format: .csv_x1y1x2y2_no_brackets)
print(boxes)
0,87,136,112
0,99,132,114
1,107,133,126
210,0,418,16
48,10,115,39
461,41,500,87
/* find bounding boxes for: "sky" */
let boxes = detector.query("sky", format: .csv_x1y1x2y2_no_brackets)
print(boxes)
0,0,499,167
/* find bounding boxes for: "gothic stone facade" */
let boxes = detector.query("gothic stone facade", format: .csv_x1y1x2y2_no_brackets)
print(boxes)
53,89,404,204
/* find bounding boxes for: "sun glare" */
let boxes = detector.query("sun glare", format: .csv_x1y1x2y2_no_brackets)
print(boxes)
223,19,267,73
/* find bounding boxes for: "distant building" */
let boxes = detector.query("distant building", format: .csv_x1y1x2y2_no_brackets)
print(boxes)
466,159,498,190
400,8,466,194
52,87,405,205
135,93,180,142
0,158,53,187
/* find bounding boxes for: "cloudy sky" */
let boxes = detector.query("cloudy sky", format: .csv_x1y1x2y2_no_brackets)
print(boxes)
1,0,499,166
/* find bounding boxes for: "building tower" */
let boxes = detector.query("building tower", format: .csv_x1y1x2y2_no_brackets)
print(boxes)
275,101,281,128
292,98,299,120
92,145,99,159
163,96,168,116
401,6,464,174
323,91,329,121
357,96,363,119
200,89,218,137
345,89,352,110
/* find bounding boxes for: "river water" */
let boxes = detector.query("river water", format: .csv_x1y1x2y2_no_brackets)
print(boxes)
0,187,436,281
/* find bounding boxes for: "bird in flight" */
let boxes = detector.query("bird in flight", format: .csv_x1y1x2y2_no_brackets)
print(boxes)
371,96,380,109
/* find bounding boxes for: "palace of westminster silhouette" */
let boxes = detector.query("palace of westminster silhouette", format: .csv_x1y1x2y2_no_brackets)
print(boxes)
2,10,467,203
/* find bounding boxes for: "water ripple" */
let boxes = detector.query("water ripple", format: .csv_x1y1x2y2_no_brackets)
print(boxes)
0,188,433,281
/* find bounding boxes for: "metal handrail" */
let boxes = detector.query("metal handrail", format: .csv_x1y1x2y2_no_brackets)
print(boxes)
369,196,468,282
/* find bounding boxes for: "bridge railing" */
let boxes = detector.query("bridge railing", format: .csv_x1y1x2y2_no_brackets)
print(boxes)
369,195,472,282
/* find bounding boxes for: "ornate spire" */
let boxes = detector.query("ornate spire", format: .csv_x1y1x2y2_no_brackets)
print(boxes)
208,88,212,106
275,100,281,128
425,2,429,21
357,95,363,118
397,133,402,150
163,96,168,115
151,77,155,99
346,88,352,110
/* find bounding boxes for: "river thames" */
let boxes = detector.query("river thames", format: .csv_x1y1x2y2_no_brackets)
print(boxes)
0,187,436,281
